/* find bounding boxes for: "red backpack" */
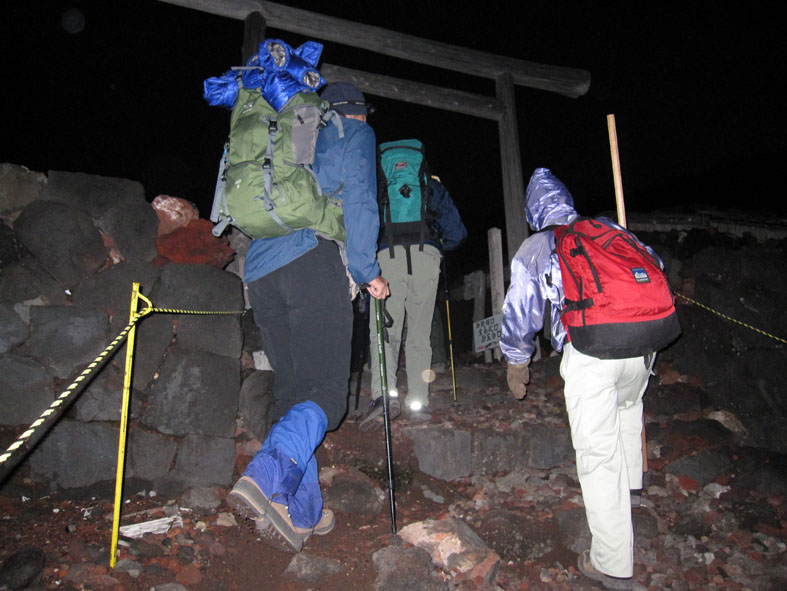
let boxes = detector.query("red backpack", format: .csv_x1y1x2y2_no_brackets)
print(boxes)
554,218,681,359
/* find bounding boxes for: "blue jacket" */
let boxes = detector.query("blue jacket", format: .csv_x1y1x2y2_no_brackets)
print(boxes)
500,168,661,365
244,116,382,285
427,178,467,252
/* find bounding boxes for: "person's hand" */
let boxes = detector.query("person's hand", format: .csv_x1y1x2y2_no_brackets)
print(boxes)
366,276,389,300
507,361,530,399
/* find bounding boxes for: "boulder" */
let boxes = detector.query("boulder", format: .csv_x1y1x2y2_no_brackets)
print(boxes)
14,200,107,286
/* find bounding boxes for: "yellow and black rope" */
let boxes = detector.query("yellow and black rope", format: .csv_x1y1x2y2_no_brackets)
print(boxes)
676,292,786,345
0,299,245,472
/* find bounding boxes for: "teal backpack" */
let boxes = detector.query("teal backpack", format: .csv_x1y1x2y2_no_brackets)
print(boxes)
210,85,345,241
377,139,437,271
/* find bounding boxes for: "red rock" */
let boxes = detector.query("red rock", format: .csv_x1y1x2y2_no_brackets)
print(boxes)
729,530,752,546
747,550,765,563
155,219,235,268
657,366,682,385
100,230,124,265
753,523,784,537
152,195,200,237
176,563,203,585
677,475,700,491
683,566,707,587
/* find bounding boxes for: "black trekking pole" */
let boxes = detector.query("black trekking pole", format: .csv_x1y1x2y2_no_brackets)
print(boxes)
372,296,397,536
352,295,369,417
441,257,458,402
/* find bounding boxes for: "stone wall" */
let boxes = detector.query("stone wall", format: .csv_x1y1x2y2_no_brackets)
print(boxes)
0,164,270,496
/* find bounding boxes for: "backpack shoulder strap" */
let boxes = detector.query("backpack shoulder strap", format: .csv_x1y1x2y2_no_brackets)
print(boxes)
376,144,395,258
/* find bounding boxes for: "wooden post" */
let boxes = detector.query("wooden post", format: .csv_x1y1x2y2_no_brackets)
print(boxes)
496,73,528,264
464,270,487,359
606,114,627,229
607,113,647,473
242,11,266,62
488,228,504,361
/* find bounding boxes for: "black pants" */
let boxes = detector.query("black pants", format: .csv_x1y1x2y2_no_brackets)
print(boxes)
248,239,352,431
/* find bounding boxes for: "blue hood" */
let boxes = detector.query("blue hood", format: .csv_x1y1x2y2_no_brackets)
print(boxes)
525,168,578,231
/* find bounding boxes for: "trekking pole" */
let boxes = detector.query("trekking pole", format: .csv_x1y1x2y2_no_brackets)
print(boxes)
607,113,647,473
352,295,369,415
372,296,398,536
441,257,458,402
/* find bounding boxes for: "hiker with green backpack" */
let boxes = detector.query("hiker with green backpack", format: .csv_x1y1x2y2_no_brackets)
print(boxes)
205,41,388,553
359,140,466,431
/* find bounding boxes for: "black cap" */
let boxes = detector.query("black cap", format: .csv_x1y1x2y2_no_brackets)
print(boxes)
320,82,368,116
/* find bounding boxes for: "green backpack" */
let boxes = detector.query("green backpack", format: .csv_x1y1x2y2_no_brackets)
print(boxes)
210,86,345,241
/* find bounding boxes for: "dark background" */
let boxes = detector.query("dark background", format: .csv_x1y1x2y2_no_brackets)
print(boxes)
3,1,785,274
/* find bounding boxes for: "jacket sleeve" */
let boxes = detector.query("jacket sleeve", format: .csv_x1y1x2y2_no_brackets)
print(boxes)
429,180,467,251
203,72,239,109
342,124,382,284
500,232,565,364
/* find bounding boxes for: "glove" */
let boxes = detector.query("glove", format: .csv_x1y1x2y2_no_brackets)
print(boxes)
507,361,530,399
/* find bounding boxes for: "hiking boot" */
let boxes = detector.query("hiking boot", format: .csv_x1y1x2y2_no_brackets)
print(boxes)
404,400,431,423
227,476,309,553
358,397,400,432
254,507,334,544
312,508,335,536
576,550,633,590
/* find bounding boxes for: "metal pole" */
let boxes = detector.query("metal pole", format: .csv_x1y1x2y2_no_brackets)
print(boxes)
110,282,140,567
373,297,397,536
441,258,458,401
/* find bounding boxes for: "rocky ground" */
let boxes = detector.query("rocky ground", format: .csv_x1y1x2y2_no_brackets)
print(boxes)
1,353,786,591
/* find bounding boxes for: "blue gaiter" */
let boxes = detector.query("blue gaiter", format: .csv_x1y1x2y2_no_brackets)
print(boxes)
243,400,327,528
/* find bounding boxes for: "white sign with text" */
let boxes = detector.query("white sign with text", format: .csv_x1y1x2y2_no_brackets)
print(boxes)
473,314,502,353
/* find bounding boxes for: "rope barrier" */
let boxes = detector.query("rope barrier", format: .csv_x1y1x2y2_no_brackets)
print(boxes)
0,296,245,472
0,306,152,469
676,292,786,345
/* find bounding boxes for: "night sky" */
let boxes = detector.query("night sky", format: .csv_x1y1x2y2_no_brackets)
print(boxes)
3,1,785,272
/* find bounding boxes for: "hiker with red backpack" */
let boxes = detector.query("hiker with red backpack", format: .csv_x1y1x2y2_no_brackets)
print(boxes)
500,168,680,590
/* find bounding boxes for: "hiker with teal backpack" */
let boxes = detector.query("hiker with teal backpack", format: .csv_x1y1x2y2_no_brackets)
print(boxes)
204,41,388,553
359,139,466,431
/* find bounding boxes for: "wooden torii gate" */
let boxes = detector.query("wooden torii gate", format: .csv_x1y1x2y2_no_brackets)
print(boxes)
159,0,590,261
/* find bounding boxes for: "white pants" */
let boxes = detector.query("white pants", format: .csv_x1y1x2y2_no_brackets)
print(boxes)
560,343,654,578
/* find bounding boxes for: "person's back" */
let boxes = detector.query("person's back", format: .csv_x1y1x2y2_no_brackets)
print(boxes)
361,159,466,430
501,167,668,590
227,82,388,554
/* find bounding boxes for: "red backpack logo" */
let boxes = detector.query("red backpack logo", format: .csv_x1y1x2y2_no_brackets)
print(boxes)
554,218,681,359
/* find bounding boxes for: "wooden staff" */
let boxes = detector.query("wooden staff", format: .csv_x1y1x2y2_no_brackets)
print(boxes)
606,114,648,473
